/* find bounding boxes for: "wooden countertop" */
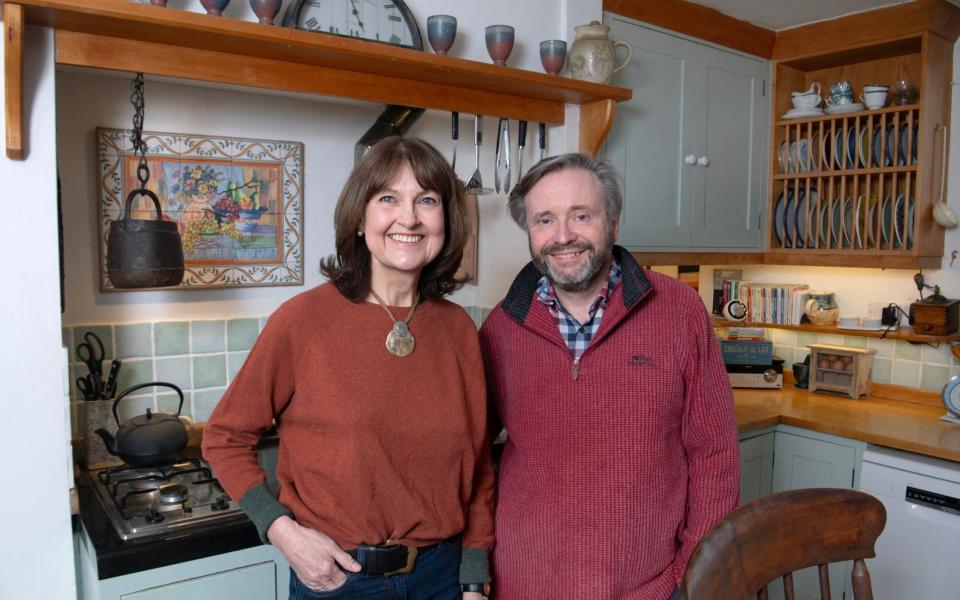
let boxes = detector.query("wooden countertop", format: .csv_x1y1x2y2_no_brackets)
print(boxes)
735,387,960,462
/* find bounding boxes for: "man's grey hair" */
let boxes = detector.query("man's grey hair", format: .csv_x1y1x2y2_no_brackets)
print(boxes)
506,153,623,229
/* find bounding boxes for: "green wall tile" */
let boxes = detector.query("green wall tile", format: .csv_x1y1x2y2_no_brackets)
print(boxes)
895,341,922,361
871,358,891,384
116,323,152,358
227,351,249,381
192,320,225,353
155,322,189,356
114,359,155,397
796,332,818,348
156,357,191,391
843,336,868,348
193,388,226,422
227,319,259,351
920,364,949,391
158,391,191,418
193,354,226,389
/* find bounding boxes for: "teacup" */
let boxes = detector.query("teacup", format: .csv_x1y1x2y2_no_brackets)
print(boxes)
860,90,888,109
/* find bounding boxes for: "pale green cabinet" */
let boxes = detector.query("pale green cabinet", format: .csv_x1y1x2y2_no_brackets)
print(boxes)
769,426,866,600
603,14,768,251
80,542,290,600
738,429,774,506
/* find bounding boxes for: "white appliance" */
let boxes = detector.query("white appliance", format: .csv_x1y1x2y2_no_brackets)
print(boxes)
860,445,960,600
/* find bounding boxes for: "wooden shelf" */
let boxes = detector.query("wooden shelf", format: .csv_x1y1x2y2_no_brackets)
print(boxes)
774,103,921,127
712,317,960,345
2,0,632,158
773,166,917,179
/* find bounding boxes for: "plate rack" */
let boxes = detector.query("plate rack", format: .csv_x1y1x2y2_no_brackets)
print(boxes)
772,106,919,252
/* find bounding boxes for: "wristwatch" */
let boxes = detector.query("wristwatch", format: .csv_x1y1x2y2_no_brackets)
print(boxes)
461,582,488,596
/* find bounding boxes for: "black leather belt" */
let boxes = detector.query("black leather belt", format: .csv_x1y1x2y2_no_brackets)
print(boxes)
347,541,418,576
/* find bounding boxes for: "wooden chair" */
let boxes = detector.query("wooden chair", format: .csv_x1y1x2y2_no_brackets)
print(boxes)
679,488,886,600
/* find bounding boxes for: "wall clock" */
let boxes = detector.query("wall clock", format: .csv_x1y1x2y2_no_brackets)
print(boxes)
282,0,424,51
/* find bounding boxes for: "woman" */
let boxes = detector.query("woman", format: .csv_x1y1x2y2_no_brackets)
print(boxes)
203,137,493,600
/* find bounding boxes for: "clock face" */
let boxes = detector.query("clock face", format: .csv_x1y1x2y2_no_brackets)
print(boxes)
944,375,960,416
283,0,423,51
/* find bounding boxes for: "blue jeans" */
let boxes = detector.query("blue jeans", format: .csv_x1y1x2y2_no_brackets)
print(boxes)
289,538,461,600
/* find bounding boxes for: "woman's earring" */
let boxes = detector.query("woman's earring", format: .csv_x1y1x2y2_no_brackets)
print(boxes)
357,230,364,237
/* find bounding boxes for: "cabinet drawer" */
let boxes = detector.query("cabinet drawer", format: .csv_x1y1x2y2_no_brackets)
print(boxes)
121,561,277,600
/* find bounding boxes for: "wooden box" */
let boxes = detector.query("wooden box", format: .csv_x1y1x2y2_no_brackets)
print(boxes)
911,299,960,336
808,344,877,399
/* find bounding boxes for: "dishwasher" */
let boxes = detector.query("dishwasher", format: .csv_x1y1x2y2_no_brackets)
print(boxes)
859,445,960,600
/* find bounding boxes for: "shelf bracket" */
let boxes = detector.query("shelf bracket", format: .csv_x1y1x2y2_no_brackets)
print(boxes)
4,2,24,160
579,99,616,158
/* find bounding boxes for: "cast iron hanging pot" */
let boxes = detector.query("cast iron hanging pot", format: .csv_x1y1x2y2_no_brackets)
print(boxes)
107,188,184,288
94,382,191,468
106,72,184,289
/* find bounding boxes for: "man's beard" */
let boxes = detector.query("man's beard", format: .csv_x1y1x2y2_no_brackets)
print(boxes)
530,233,614,293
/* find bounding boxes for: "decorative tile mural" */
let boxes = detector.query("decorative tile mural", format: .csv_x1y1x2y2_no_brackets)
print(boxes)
96,128,304,290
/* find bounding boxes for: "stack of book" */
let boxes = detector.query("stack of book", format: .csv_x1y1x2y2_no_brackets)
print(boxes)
719,280,810,325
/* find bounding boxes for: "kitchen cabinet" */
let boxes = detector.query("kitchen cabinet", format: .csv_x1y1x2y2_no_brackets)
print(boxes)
2,0,631,160
79,537,289,600
603,15,768,251
770,425,866,600
738,429,774,505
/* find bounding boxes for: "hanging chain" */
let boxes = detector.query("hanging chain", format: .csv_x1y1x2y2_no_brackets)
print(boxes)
129,73,150,189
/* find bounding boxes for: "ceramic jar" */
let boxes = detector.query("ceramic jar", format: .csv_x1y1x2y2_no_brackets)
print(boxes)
568,21,632,84
804,291,840,325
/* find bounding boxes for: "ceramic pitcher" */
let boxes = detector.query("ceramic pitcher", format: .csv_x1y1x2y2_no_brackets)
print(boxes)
804,291,840,325
568,21,633,84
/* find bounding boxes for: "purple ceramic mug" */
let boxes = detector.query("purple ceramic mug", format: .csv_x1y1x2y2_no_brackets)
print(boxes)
485,25,515,66
249,0,281,25
540,40,567,75
199,0,230,16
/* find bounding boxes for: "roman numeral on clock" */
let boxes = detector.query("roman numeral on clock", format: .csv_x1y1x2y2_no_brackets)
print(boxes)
390,34,401,44
388,14,401,22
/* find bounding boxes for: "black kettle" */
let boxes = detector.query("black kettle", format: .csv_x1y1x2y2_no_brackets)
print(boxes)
106,188,184,289
95,382,190,468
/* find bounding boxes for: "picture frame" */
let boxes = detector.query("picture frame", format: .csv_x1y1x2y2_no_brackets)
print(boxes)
96,128,304,290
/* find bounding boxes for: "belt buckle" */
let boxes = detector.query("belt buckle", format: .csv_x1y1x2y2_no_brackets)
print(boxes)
382,539,418,576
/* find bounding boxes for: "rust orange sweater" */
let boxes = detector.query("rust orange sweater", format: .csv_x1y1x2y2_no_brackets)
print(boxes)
202,284,494,580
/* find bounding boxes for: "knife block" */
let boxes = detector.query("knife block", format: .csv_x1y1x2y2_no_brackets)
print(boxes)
84,399,124,469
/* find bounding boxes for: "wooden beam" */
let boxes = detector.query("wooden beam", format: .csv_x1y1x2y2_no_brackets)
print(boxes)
4,3,24,160
603,0,775,58
579,99,615,157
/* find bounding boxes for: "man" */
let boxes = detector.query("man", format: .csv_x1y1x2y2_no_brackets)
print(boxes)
479,153,739,600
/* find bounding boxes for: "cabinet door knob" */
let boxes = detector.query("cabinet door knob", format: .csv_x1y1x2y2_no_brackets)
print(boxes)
684,154,697,165
697,156,710,167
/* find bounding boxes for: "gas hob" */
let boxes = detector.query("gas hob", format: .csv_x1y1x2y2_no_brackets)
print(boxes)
87,457,246,541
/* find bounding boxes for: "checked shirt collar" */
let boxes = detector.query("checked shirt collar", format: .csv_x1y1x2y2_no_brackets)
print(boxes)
535,260,622,360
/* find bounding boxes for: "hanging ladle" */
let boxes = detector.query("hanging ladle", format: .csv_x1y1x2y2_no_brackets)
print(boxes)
106,73,184,289
465,115,493,195
933,124,958,228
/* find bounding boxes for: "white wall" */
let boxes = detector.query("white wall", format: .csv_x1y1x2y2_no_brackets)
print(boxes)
0,27,77,600
697,39,960,319
61,0,602,325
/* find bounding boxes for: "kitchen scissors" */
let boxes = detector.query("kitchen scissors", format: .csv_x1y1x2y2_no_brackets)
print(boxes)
76,375,99,401
76,332,105,399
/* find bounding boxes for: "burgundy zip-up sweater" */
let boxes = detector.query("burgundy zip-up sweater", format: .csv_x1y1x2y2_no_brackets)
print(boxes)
479,247,739,600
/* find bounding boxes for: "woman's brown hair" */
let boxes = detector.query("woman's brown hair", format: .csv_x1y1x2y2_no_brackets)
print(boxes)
320,136,470,302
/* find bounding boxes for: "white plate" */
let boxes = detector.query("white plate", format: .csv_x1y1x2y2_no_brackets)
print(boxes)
825,102,866,114
783,108,826,119
837,323,899,332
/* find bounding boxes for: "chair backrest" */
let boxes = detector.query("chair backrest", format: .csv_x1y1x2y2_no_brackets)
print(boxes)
680,488,886,600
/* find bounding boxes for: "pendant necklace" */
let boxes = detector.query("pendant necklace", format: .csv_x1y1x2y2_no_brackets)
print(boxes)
368,289,420,357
